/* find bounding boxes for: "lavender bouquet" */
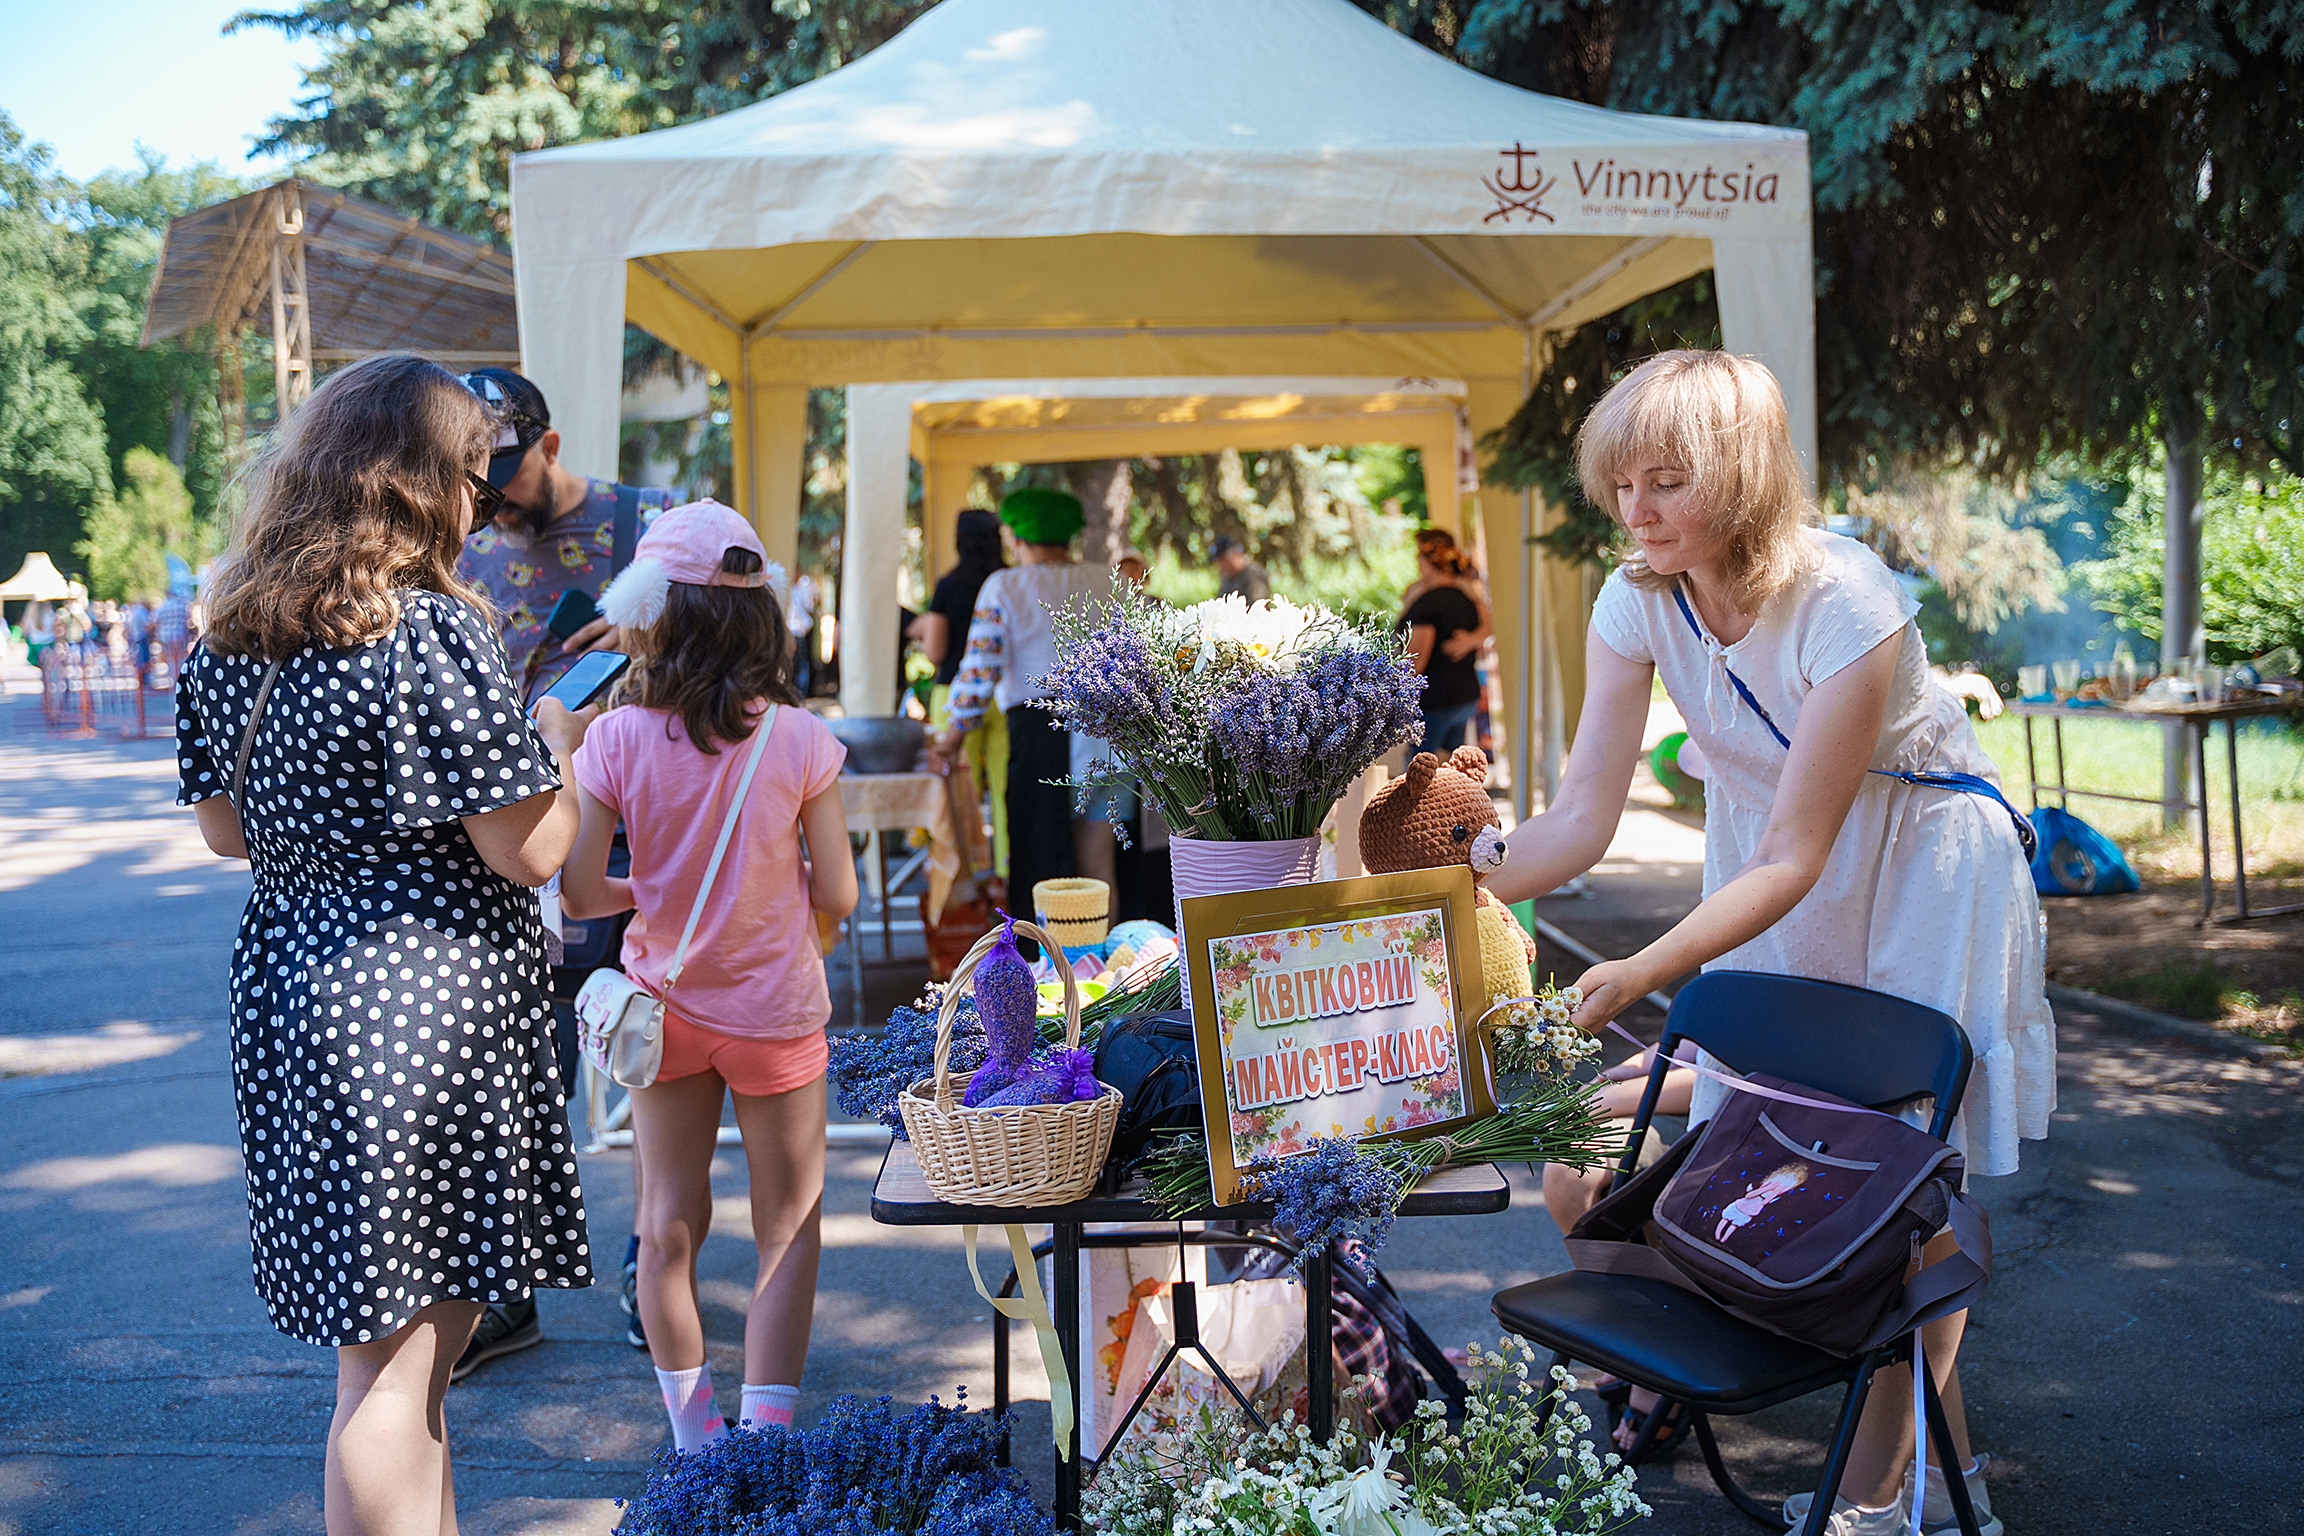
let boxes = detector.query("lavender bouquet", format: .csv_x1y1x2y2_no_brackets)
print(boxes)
1040,587,1425,841
613,1390,1049,1536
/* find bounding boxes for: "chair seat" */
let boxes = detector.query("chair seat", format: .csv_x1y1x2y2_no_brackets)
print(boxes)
1493,1271,1850,1415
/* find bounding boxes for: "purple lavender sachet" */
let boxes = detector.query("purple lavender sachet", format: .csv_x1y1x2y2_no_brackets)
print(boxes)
974,1047,1102,1110
962,912,1039,1108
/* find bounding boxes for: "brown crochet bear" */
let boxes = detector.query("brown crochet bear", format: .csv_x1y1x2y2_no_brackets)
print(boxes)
1359,744,1537,1008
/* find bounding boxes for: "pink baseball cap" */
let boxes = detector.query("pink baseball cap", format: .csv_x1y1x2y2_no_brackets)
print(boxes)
598,499,787,629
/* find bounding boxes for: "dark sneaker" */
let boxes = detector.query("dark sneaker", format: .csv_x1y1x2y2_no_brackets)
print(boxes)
621,1258,647,1349
451,1297,543,1383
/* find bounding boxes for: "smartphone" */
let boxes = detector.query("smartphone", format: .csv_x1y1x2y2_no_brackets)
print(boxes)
534,650,629,715
544,587,600,641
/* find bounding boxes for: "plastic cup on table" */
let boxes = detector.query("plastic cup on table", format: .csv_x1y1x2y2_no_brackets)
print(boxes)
2018,664,2049,700
2051,659,2082,699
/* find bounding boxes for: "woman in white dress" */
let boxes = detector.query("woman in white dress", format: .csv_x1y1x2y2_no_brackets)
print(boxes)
1490,351,2053,1536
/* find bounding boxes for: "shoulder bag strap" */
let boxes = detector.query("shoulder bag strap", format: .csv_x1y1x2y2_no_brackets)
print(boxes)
1671,581,2035,857
611,484,642,576
227,658,286,824
659,703,778,997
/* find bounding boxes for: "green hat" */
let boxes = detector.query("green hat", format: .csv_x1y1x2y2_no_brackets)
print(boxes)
998,487,1085,546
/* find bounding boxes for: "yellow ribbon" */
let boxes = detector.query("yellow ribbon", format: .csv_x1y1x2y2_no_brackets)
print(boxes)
962,1223,1075,1461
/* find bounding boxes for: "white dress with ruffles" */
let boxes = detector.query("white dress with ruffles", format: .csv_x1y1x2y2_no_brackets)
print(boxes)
1591,530,2055,1177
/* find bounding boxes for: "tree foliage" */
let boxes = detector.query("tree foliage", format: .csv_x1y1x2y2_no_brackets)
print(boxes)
2078,463,2304,663
75,448,217,603
0,113,114,588
232,0,933,239
1413,1,2304,498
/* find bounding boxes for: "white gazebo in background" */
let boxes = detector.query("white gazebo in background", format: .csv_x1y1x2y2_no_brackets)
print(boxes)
839,375,1477,718
510,0,1813,809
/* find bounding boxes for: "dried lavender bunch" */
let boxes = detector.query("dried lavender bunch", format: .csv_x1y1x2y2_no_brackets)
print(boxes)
1246,1135,1404,1278
827,986,986,1138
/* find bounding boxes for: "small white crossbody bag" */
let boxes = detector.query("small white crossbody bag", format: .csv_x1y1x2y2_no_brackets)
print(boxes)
575,704,778,1089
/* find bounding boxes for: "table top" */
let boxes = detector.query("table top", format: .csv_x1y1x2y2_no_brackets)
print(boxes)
870,1138,1511,1227
2010,693,2298,722
839,769,948,832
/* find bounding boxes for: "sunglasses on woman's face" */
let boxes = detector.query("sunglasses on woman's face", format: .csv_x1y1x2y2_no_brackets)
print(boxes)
465,470,506,518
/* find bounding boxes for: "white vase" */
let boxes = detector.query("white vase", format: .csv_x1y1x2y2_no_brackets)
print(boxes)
1168,833,1322,1010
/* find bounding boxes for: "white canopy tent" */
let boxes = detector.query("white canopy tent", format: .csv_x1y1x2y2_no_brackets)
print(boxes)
841,375,1477,719
510,0,1813,807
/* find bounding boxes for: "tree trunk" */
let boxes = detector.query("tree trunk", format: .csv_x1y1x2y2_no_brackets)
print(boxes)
1066,460,1133,567
166,383,192,470
2161,403,2205,830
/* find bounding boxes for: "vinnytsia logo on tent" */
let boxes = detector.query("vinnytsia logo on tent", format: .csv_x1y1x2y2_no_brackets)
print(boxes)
1483,141,1556,224
1570,157,1785,220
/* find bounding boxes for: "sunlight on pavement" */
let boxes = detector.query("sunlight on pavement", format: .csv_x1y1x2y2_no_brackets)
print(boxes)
3,1142,242,1191
0,1022,199,1077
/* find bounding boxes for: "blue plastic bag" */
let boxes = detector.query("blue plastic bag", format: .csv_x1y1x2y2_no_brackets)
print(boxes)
2027,805,2141,895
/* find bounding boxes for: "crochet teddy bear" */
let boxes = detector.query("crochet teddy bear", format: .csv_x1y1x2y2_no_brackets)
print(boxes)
1357,745,1537,1010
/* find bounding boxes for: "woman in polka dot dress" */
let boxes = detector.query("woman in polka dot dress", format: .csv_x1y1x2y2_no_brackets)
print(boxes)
177,354,590,1536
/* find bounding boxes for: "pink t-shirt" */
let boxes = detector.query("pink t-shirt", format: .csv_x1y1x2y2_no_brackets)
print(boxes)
572,701,845,1039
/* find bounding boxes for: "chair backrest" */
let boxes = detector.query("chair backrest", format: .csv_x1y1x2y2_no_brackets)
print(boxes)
1649,970,1974,1140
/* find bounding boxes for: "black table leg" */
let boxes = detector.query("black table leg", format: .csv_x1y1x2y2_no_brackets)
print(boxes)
2229,718,2251,920
1052,1221,1082,1529
1306,1248,1334,1442
2195,720,2214,923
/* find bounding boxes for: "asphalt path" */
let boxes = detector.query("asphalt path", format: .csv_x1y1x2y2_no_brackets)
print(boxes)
2,691,2297,1534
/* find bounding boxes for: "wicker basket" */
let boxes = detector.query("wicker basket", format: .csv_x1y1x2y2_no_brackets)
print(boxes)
897,918,1124,1206
1031,876,1112,951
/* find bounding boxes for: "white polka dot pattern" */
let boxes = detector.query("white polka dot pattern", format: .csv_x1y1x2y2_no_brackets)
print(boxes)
174,591,591,1346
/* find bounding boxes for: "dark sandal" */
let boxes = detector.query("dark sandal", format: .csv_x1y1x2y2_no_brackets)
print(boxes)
1612,1395,1691,1464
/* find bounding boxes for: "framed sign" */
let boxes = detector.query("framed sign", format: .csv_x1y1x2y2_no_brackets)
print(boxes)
1180,867,1497,1205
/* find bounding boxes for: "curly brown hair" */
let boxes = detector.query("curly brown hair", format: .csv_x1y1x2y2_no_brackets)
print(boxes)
201,354,494,659
626,547,801,753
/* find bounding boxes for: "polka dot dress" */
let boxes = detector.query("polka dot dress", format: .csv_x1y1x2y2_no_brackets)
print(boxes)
175,591,591,1347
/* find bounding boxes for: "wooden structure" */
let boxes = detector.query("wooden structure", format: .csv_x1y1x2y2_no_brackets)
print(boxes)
140,179,518,437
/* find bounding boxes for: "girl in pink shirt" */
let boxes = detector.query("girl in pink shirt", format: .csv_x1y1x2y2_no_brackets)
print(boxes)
549,501,856,1452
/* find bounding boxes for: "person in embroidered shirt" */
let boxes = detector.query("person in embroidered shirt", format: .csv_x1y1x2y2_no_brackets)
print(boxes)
928,488,1115,944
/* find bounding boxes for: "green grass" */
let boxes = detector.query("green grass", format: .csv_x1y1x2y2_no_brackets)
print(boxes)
1970,711,2304,882
2094,957,2304,1051
2095,957,2235,1019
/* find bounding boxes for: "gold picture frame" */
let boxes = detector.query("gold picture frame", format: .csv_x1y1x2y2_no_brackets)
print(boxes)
1180,866,1498,1206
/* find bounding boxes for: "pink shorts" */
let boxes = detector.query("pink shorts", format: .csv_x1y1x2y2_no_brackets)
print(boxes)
655,1011,827,1097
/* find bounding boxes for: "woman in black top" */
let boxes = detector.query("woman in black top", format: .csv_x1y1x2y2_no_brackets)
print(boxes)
1402,538,1488,753
178,354,589,1536
911,508,1007,687
910,508,1010,872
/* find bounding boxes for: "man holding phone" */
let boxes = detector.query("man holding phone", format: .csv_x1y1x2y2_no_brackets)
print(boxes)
455,368,674,703
453,369,670,1382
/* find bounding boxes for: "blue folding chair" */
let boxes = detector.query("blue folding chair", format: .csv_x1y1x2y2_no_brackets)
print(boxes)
1491,970,1988,1535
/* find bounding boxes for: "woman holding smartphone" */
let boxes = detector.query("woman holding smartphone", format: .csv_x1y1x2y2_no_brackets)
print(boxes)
176,354,591,1536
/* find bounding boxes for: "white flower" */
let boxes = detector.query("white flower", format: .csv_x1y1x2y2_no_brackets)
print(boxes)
1309,1440,1443,1536
1181,593,1331,673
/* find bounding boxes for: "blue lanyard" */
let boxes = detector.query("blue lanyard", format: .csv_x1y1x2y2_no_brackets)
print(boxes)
1670,584,2037,860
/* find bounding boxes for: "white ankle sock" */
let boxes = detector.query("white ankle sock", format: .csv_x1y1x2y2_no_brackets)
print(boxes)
1922,1453,1993,1523
740,1382,801,1427
655,1362,727,1452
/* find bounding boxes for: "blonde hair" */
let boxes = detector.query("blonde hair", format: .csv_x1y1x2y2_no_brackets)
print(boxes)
202,354,493,659
1575,349,1815,614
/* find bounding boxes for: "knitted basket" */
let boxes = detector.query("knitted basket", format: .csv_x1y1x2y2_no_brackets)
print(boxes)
897,918,1124,1207
1031,877,1111,951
